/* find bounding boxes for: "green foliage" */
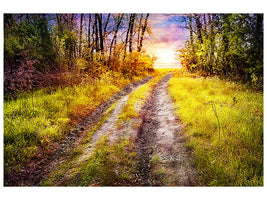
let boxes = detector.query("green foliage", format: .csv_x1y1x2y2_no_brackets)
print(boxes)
178,14,263,87
4,14,55,71
169,72,263,186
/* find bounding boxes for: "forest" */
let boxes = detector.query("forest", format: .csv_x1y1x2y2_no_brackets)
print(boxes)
178,14,263,87
4,13,153,99
3,13,263,187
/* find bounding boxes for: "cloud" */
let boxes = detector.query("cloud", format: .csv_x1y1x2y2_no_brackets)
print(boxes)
149,14,189,48
144,14,189,66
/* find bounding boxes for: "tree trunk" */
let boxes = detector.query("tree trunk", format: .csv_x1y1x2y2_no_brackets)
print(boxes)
123,14,131,59
137,14,143,50
94,14,99,53
194,14,203,43
97,14,104,56
189,14,194,47
128,13,136,53
108,14,124,69
79,13,84,57
137,13,149,52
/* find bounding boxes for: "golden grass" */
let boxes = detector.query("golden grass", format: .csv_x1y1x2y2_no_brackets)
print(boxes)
168,71,263,186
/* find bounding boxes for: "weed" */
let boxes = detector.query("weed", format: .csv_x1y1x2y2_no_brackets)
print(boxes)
150,154,161,166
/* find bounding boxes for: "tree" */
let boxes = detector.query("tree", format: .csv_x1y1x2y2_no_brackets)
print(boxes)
137,14,149,52
178,13,263,86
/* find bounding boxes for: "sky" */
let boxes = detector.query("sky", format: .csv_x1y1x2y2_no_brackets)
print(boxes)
146,14,189,68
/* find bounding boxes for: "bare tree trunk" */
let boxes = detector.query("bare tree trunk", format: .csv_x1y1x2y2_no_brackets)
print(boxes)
128,13,136,53
203,14,207,37
123,14,131,59
194,14,203,43
137,13,149,52
103,13,111,40
94,14,99,53
188,14,193,46
79,13,84,57
108,14,124,69
97,14,104,56
137,14,143,49
88,14,93,60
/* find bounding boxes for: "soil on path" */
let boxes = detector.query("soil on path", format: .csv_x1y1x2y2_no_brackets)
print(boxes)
135,73,199,186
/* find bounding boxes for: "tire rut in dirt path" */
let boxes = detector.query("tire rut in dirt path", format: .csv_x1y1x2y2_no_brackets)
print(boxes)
135,73,199,186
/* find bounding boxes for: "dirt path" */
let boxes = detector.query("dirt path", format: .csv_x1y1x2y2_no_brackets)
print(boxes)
78,84,144,163
135,73,199,186
50,73,199,186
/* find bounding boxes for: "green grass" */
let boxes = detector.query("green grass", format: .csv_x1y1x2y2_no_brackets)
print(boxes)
168,70,263,186
4,71,146,177
76,135,136,186
43,97,137,186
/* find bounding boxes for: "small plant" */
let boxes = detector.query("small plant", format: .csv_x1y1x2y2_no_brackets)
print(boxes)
211,103,222,140
150,155,161,166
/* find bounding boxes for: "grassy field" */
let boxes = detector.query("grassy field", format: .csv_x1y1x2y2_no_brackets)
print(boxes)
168,69,263,186
3,71,150,179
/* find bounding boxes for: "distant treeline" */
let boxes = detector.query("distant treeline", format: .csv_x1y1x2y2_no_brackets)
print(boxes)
178,14,263,87
4,14,153,98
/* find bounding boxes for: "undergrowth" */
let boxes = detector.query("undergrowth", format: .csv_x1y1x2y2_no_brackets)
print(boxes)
168,68,263,186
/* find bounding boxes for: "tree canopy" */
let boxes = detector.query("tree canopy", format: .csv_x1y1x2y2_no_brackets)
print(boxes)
178,13,263,87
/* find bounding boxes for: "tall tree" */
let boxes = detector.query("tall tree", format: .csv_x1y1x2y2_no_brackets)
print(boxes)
79,13,84,57
194,14,203,43
137,13,149,52
128,13,136,53
97,14,104,56
108,14,124,69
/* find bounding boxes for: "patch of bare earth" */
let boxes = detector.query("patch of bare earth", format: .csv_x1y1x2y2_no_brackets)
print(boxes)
135,73,199,186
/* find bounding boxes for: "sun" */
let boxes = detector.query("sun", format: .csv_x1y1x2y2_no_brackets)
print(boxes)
154,48,176,63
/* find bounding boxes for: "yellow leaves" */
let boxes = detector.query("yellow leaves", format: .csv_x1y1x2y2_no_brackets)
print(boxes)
122,52,154,77
76,58,88,70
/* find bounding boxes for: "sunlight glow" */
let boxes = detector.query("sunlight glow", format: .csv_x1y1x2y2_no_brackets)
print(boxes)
154,49,176,63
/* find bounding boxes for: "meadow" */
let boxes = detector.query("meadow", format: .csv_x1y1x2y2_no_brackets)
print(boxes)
168,69,263,186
